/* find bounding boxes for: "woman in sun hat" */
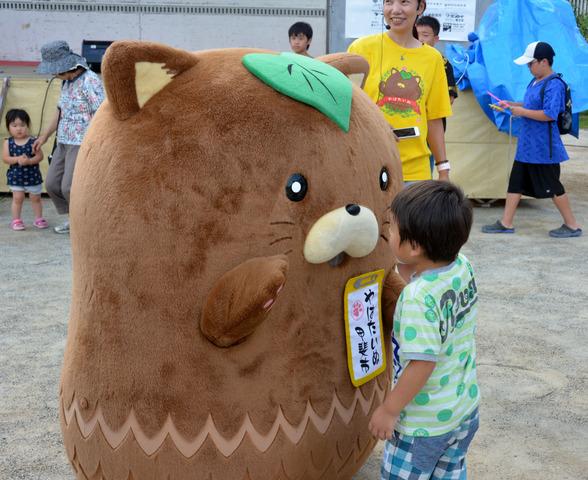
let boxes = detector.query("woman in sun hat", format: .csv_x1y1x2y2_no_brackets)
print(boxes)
33,40,104,234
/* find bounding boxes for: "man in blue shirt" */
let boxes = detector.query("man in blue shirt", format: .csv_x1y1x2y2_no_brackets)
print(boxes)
482,41,582,238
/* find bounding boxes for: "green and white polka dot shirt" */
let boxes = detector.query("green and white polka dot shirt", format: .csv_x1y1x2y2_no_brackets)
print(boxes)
392,254,480,437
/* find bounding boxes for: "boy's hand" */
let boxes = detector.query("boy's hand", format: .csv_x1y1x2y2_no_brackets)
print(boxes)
368,403,399,440
499,100,523,109
369,361,437,440
510,106,525,117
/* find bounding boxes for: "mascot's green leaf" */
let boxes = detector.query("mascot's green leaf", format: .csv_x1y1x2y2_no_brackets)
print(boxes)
242,52,352,132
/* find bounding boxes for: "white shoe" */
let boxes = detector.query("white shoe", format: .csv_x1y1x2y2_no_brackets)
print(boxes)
54,220,70,234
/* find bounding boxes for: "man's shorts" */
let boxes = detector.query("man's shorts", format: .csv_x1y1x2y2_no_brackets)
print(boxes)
507,161,565,199
9,184,43,195
381,408,479,480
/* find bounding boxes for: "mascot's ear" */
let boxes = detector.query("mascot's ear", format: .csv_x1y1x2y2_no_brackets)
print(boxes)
102,41,198,120
316,53,370,89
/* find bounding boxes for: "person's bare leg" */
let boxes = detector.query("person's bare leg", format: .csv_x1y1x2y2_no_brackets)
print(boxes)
501,193,522,228
552,194,581,229
30,194,43,220
11,191,25,220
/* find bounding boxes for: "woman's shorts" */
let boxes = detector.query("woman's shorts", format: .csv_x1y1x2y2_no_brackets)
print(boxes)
507,161,565,199
9,184,43,195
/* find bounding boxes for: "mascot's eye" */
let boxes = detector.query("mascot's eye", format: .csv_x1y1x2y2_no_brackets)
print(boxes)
285,173,308,202
379,167,390,191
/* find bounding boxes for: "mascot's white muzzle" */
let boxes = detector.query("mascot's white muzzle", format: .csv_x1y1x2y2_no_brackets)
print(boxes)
303,204,380,265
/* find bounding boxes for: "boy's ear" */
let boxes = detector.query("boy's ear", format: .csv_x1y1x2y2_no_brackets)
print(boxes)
409,240,424,258
316,52,370,88
101,41,198,120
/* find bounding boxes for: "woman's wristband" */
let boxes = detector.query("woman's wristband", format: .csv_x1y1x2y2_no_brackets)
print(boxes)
436,160,451,171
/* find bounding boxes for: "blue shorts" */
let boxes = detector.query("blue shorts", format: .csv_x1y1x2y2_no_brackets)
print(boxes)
10,183,43,195
381,408,479,480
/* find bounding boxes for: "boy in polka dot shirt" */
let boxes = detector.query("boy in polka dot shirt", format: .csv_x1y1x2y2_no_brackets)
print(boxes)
370,180,480,479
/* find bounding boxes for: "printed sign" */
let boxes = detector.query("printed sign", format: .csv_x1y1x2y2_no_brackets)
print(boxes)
345,0,384,39
345,0,476,42
425,0,477,41
343,270,386,387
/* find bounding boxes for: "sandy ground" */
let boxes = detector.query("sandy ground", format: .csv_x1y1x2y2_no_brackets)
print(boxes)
1,139,587,479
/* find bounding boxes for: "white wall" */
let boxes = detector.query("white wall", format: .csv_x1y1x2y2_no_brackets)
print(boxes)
0,0,327,61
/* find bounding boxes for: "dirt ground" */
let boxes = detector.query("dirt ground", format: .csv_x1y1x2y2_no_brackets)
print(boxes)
1,139,587,480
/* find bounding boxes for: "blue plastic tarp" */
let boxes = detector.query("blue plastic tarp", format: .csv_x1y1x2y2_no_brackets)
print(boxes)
446,0,588,137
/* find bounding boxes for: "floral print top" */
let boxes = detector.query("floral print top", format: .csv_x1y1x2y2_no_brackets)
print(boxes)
57,69,105,145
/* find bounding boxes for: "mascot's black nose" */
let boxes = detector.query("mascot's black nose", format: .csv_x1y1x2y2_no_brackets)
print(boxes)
345,204,361,216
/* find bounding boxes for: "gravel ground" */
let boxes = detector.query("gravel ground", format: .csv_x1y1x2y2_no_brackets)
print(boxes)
1,139,587,479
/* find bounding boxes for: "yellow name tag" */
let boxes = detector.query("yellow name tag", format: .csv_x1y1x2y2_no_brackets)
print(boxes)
343,270,386,387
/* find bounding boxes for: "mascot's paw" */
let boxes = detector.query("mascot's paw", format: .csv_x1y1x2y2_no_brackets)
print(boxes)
201,255,289,347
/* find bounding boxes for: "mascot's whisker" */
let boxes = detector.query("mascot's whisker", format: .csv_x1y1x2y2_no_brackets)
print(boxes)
270,236,293,246
270,221,296,226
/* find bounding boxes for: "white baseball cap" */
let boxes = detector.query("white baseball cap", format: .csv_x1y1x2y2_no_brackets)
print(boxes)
514,41,555,65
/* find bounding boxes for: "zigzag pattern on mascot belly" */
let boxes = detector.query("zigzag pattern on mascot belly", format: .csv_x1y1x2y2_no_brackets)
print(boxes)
62,382,386,456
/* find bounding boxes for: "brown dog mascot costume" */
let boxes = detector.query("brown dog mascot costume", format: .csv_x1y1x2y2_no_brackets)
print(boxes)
60,41,405,479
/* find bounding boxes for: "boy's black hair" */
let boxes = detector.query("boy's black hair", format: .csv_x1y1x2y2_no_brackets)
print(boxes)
416,15,440,36
5,109,31,128
533,41,555,66
391,180,473,262
288,22,313,41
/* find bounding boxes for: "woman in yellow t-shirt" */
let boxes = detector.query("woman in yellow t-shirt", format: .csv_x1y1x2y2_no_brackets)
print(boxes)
348,0,452,182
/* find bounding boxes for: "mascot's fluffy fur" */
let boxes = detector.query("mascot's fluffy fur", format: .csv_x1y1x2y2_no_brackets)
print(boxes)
60,41,405,479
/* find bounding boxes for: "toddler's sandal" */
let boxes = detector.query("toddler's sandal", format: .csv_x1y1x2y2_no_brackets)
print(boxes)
10,219,25,231
33,218,49,229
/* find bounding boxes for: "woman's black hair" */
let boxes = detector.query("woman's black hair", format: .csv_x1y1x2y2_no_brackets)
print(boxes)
5,109,31,129
413,0,427,39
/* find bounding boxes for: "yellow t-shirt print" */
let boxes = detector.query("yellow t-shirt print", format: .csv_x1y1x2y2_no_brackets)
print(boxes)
377,67,424,119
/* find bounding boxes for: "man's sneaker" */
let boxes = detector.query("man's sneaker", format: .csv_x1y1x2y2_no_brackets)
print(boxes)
54,220,70,234
481,220,515,234
548,224,582,238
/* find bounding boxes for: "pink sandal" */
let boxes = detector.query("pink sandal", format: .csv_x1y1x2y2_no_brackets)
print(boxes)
33,217,49,229
10,219,25,231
